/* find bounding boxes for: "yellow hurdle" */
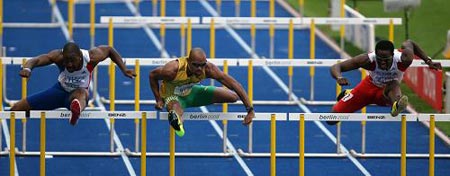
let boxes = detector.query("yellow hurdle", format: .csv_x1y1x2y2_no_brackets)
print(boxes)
429,115,435,176
247,60,253,153
40,112,46,176
222,60,228,153
270,114,276,176
140,112,147,176
299,114,305,176
68,0,74,40
169,127,175,176
401,115,407,176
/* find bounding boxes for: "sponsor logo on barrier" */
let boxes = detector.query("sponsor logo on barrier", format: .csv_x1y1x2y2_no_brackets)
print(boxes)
188,114,220,120
60,112,70,118
306,61,323,65
237,115,245,119
108,113,126,117
60,112,92,118
151,60,170,65
319,114,350,120
367,115,386,119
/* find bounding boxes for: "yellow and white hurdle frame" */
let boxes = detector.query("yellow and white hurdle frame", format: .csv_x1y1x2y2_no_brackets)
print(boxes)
2,111,449,176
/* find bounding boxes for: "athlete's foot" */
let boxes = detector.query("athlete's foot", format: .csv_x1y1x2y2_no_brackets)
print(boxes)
168,110,185,137
70,99,81,125
390,95,408,117
326,121,340,126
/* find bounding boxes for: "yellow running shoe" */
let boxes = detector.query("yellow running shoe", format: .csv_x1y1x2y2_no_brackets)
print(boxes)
168,110,185,137
391,95,408,117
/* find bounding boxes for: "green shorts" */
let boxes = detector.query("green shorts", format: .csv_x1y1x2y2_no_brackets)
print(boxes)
164,85,216,109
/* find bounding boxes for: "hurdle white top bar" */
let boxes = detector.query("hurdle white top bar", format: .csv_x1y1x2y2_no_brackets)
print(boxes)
202,17,401,25
0,111,26,119
289,113,417,121
29,111,157,119
160,112,287,121
100,16,200,24
202,17,301,25
4,57,450,67
302,17,402,25
418,114,450,121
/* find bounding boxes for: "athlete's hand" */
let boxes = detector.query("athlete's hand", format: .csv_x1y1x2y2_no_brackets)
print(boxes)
427,61,442,70
243,110,254,126
336,77,349,86
19,67,31,78
123,69,136,79
155,99,164,110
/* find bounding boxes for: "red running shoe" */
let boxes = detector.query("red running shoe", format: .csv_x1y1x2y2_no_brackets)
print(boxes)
70,99,81,125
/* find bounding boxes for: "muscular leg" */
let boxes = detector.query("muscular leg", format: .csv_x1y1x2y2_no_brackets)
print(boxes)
166,100,184,122
10,99,32,117
165,99,185,137
384,80,408,116
383,80,402,103
211,87,239,103
69,88,89,111
68,88,89,125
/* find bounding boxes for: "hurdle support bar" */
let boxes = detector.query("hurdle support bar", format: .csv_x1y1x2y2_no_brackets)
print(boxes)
5,149,450,158
100,97,299,105
15,150,121,157
349,150,450,158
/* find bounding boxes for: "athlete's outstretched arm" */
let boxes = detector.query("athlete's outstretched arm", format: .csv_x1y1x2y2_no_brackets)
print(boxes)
20,49,61,78
330,54,371,86
401,40,442,70
89,45,136,78
149,61,178,110
206,63,254,125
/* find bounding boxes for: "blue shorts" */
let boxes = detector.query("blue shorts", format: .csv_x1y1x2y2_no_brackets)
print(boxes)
27,83,73,110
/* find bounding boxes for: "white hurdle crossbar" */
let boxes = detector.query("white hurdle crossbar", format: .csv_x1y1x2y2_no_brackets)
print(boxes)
10,111,157,157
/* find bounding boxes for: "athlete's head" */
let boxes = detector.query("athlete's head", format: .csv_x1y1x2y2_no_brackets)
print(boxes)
187,48,207,76
62,42,83,73
375,40,395,70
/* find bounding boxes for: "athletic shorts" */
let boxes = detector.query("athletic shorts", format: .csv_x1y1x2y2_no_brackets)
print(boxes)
27,83,83,110
164,85,216,109
332,77,391,113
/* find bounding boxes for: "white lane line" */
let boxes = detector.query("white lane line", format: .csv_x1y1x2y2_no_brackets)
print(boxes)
198,0,371,175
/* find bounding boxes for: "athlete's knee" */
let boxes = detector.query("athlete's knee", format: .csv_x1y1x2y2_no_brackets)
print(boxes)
11,99,31,111
228,92,239,102
70,88,88,101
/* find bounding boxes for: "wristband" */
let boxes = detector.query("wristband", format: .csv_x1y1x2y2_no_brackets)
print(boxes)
246,107,254,113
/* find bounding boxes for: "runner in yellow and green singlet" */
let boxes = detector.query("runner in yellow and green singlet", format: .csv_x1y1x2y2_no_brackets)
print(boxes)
150,48,254,137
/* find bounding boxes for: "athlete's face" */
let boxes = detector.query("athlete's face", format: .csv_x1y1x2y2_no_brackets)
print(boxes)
375,50,393,70
187,55,207,76
63,52,83,73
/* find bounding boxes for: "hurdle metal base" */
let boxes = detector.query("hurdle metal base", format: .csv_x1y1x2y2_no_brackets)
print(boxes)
125,149,233,157
15,151,122,157
299,98,336,105
349,150,450,158
237,149,347,157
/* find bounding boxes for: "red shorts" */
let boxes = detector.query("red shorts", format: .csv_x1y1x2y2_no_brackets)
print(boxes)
332,77,391,113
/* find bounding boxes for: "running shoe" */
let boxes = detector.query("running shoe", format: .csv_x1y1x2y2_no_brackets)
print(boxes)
168,110,185,137
70,99,81,125
390,95,408,117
